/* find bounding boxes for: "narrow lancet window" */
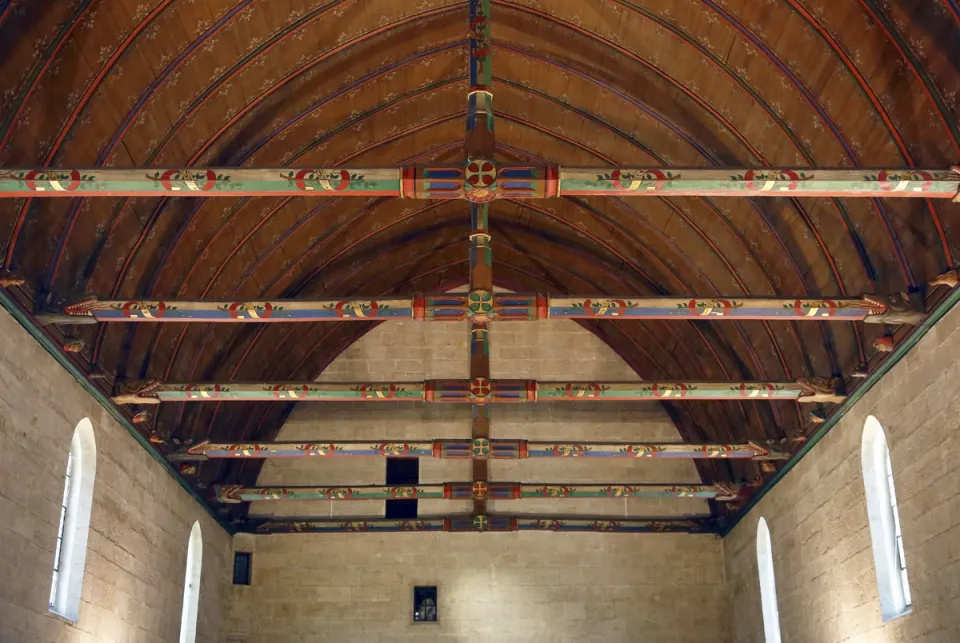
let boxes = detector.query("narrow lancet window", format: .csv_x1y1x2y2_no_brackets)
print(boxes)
179,521,203,643
757,517,782,643
49,418,96,622
862,416,911,620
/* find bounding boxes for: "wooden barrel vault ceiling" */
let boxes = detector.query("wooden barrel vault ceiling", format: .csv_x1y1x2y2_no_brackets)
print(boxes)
0,0,958,531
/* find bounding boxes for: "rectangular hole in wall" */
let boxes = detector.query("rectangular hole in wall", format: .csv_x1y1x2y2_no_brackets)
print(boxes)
233,552,252,586
413,586,438,622
385,499,418,519
386,457,419,484
386,457,419,519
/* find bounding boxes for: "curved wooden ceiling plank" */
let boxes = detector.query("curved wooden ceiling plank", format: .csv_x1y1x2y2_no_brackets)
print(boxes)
65,2,892,354
693,0,935,285
852,0,960,154
42,7,462,296
86,114,461,362
777,0,952,266
4,0,254,273
485,5,893,297
122,0,848,270
493,136,836,383
0,2,81,132
0,0,98,158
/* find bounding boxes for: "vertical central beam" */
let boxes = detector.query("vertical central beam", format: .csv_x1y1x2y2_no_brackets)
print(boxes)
466,0,494,521
466,0,494,158
469,205,492,515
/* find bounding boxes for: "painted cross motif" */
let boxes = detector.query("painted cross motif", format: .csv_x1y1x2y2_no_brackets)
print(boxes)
472,438,490,458
464,159,497,202
470,378,491,402
472,481,488,498
467,290,494,320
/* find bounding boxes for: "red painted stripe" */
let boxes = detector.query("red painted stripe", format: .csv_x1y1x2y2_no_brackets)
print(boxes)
7,0,176,272
785,0,952,268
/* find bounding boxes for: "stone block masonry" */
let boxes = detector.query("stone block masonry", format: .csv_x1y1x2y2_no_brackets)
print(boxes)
724,299,960,642
225,531,727,643
0,305,233,642
231,316,728,642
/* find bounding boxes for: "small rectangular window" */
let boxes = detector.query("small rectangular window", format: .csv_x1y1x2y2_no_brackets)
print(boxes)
232,552,252,586
386,458,419,485
413,586,438,622
385,499,418,519
386,457,419,519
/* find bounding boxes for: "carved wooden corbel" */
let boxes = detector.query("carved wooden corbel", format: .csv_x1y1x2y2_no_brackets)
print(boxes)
214,485,245,504
861,292,925,325
111,380,162,405
0,271,23,288
807,409,827,424
796,377,845,404
930,268,960,289
873,336,895,353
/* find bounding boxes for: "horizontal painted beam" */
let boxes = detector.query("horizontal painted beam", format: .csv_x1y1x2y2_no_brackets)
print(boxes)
0,168,402,197
0,166,956,200
557,167,960,199
57,292,923,324
114,378,844,404
174,439,788,460
547,294,922,324
216,482,741,502
247,515,717,534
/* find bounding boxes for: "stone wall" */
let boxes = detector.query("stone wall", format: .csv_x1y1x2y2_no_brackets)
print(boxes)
227,317,728,643
225,531,726,643
0,306,233,642
723,300,960,642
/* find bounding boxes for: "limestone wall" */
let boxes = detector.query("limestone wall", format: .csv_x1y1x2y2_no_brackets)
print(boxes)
723,300,960,642
225,531,726,643
0,306,233,642
226,317,728,643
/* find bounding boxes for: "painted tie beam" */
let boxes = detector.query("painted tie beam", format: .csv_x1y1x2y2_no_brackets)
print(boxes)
215,482,741,503
172,439,788,461
247,515,716,534
0,166,957,201
114,378,845,405
58,292,924,324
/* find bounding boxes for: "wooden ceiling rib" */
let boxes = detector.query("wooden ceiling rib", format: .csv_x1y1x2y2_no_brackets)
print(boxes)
0,0,958,526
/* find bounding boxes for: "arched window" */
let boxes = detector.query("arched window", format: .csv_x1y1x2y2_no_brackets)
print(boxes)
756,517,782,643
49,418,96,621
862,415,911,621
179,521,203,643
